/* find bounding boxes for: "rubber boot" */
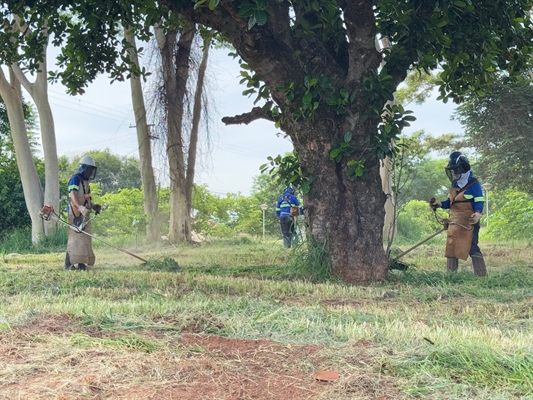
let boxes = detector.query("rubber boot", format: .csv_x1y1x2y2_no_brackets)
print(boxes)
446,257,459,272
470,252,487,277
283,236,291,249
65,252,75,270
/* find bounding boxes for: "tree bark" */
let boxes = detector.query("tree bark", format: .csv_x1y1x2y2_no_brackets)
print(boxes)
156,22,196,243
0,68,44,243
11,28,59,236
185,35,210,213
293,116,389,283
125,28,160,243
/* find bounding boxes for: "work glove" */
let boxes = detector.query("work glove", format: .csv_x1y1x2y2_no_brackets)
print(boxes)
92,204,102,215
470,212,482,225
78,205,91,217
73,214,84,230
429,199,441,211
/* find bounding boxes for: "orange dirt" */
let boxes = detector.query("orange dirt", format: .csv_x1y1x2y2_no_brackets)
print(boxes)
0,313,406,399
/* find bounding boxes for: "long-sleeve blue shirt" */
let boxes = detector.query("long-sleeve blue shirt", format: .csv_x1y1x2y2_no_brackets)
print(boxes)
441,175,484,213
276,193,303,217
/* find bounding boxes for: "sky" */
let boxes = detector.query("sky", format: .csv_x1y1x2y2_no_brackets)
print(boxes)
35,47,463,197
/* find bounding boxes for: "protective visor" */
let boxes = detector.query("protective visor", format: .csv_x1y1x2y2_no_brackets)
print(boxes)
86,166,97,180
445,168,455,183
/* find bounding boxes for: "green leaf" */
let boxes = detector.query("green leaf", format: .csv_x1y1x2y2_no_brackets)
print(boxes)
344,131,352,142
329,148,340,158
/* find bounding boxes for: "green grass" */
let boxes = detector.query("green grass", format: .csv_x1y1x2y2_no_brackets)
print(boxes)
1,238,533,398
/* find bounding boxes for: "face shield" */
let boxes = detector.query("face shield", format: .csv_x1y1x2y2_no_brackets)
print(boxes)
78,164,97,180
445,167,461,183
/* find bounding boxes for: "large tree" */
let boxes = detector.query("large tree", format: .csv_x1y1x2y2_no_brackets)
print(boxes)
455,79,533,194
2,0,532,283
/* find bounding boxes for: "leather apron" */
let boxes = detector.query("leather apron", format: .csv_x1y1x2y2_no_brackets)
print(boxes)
67,176,95,265
445,187,474,260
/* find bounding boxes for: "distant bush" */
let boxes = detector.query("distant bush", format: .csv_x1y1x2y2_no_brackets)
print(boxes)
396,200,446,243
483,190,533,241
0,226,67,254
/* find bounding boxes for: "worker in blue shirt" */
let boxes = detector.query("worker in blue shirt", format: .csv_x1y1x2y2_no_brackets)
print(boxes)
65,155,101,271
430,151,487,276
275,187,304,248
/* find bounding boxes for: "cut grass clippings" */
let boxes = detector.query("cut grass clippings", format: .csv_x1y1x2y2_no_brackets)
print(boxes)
1,240,533,399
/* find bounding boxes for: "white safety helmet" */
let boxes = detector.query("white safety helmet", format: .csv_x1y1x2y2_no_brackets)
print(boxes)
79,155,96,167
79,155,97,180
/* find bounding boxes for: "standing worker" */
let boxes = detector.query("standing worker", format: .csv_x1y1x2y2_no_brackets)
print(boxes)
430,151,487,276
276,187,303,248
65,155,101,271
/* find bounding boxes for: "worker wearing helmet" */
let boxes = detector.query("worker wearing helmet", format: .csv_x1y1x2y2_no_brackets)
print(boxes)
430,151,487,276
65,155,102,271
275,187,304,248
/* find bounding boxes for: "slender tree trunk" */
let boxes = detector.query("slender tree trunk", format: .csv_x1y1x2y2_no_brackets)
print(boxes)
156,22,196,243
125,28,160,243
0,68,44,243
11,32,59,236
185,36,210,211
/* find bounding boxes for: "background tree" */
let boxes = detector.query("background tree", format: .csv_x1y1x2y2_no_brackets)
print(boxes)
0,99,40,236
60,150,142,194
455,79,533,194
0,70,44,243
125,28,161,243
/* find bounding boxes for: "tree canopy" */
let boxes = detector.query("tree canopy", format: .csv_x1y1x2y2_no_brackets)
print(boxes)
455,79,533,194
59,150,142,194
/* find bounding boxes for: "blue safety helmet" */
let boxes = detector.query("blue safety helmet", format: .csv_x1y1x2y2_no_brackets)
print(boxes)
283,187,294,197
445,151,470,182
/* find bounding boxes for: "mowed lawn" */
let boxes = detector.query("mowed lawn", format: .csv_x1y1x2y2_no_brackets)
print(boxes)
1,239,532,399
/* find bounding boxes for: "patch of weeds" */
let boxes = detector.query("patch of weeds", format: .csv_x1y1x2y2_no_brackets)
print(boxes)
391,344,533,397
181,313,225,334
143,257,180,272
286,236,332,282
70,332,160,352
186,264,289,279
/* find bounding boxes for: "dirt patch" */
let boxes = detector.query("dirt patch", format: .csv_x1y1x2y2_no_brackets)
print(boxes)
0,313,407,399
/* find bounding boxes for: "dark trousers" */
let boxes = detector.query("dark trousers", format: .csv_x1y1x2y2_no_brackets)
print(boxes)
280,216,295,248
469,222,481,255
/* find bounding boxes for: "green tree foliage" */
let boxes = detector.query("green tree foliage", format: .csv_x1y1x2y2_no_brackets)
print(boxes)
92,187,170,238
396,200,446,243
391,131,453,206
60,150,142,194
395,71,439,106
483,190,533,241
455,79,533,193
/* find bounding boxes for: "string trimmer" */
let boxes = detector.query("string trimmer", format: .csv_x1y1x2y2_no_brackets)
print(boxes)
38,205,148,263
389,197,475,270
389,198,448,271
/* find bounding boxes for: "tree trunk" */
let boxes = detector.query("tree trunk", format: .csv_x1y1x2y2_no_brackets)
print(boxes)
125,28,160,243
0,68,44,243
156,22,196,243
294,118,389,283
185,36,210,211
11,34,59,236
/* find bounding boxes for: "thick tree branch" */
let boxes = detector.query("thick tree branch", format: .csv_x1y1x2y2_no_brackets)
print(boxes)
340,0,381,84
221,106,275,125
